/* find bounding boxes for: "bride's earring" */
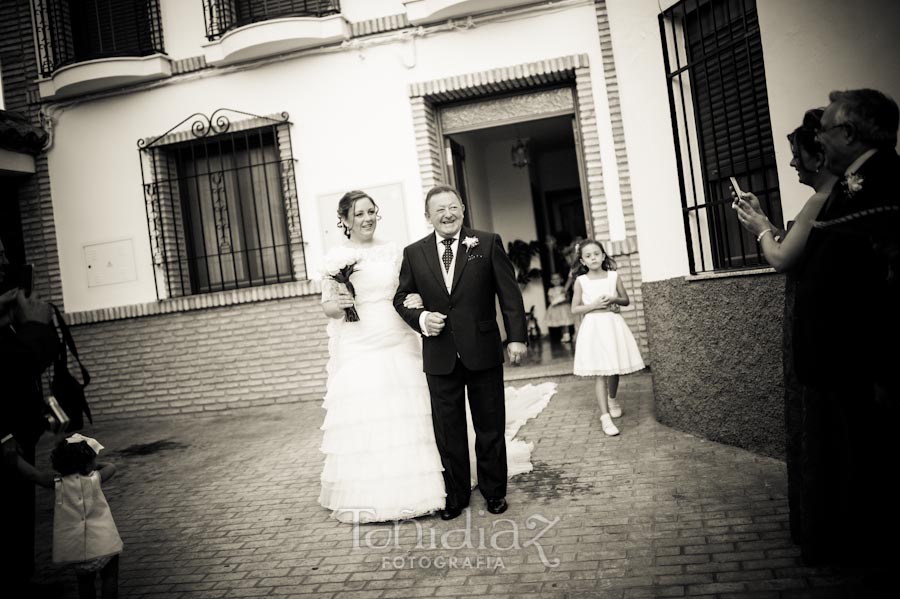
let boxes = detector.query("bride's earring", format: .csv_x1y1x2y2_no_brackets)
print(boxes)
337,218,351,239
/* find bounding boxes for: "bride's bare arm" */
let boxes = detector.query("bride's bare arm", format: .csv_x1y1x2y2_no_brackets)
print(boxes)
321,280,354,319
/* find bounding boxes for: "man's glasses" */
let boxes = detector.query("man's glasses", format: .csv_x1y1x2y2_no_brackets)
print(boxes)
816,123,846,137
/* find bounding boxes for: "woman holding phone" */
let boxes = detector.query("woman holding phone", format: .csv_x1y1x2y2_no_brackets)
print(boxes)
731,108,837,565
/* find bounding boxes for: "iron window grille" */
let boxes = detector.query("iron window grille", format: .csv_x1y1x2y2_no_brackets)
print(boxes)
138,109,305,299
203,0,341,41
659,0,782,274
31,0,165,77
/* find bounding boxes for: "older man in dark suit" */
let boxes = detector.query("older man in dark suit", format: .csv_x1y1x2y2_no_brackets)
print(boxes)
394,185,527,521
793,88,899,568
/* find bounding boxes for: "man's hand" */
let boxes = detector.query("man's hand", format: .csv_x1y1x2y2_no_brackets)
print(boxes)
507,341,527,365
424,312,447,336
13,291,52,326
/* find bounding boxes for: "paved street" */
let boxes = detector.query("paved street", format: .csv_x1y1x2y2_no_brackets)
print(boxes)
31,373,877,598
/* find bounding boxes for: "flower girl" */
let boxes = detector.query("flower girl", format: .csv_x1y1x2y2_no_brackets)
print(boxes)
17,433,122,599
570,240,645,436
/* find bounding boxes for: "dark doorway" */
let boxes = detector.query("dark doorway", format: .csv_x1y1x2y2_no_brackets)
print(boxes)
0,180,26,265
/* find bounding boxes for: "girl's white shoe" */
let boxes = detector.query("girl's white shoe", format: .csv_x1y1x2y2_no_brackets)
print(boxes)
600,413,620,436
608,397,622,418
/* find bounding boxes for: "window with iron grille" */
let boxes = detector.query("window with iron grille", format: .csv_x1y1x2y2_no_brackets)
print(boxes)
659,0,782,274
139,111,305,299
203,0,341,40
31,0,165,77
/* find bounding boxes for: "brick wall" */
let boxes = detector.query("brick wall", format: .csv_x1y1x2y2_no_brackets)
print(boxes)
69,295,331,421
1,0,63,305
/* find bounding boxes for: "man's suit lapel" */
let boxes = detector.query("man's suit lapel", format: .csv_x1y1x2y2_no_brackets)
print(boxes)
420,233,449,295
824,149,890,218
450,227,472,294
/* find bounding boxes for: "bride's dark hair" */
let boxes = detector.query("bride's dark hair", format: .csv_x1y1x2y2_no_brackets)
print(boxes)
336,190,379,239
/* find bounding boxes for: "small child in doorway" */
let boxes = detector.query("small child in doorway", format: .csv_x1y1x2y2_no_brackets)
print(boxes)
570,240,645,436
544,273,575,343
16,433,123,599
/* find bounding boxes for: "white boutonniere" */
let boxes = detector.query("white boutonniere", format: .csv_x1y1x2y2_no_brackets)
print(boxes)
462,236,479,251
844,173,864,196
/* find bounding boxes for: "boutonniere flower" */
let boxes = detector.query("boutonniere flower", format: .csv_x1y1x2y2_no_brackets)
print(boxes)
462,236,479,251
844,173,864,196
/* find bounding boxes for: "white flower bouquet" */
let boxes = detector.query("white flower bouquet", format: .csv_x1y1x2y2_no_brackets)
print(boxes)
323,247,360,322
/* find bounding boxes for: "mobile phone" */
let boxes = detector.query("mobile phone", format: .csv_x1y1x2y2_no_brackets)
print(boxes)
729,176,744,196
0,263,34,297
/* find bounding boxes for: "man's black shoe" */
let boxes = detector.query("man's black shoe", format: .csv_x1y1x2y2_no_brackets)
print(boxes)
440,506,464,520
486,497,508,514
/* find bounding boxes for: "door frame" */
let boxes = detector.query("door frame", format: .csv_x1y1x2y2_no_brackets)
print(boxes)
408,54,612,243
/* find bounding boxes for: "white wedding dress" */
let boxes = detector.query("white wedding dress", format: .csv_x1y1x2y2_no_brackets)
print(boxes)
318,241,555,523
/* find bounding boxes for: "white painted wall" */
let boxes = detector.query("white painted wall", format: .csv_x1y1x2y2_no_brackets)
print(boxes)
340,0,409,22
48,3,626,312
605,0,900,282
159,0,208,60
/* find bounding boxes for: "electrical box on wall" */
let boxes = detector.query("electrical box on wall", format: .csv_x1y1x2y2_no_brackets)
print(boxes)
83,239,137,287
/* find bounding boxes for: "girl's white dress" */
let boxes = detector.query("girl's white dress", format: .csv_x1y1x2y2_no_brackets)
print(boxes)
573,272,645,376
319,242,554,523
53,471,123,570
544,286,574,328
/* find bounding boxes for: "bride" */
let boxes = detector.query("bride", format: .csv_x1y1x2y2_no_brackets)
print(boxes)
318,190,554,523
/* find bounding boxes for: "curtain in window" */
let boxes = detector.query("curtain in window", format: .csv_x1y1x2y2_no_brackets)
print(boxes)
178,136,290,292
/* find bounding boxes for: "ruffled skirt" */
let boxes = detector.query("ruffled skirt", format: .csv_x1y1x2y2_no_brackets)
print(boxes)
319,301,557,523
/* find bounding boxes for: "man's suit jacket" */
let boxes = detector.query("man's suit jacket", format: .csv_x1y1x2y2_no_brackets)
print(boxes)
394,228,527,376
793,148,900,389
1,321,59,445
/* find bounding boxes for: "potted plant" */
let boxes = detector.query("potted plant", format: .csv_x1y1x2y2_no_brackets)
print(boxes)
506,239,542,287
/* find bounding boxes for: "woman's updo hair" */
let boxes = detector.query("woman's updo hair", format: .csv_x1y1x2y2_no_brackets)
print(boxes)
336,190,379,239
787,108,825,167
51,440,97,476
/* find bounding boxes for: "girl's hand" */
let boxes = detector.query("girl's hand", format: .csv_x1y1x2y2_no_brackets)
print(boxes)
403,293,424,310
592,295,614,311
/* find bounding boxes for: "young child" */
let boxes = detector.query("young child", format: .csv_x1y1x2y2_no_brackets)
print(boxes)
17,433,122,599
570,240,645,436
544,273,575,342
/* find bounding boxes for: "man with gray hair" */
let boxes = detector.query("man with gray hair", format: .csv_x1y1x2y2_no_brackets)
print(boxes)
793,88,899,569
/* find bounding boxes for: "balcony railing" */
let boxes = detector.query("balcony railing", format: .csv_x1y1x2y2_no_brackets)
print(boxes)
203,0,341,40
32,0,165,77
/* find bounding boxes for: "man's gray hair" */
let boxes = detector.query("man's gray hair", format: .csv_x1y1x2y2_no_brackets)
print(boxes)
828,89,899,150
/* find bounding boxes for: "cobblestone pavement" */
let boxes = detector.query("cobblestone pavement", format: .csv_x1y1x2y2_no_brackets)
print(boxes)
31,373,879,598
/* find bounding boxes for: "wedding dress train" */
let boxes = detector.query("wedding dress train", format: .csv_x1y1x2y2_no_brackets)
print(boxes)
318,242,555,523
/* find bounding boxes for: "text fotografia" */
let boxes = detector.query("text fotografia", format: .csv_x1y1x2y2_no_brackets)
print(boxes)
383,555,505,570
338,508,561,568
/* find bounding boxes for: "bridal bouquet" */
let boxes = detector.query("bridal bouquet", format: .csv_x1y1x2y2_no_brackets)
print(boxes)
323,247,360,322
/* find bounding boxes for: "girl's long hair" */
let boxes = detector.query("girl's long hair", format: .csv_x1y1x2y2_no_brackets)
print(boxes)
572,239,616,277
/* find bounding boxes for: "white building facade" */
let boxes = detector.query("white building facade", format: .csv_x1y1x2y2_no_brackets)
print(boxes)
4,0,898,455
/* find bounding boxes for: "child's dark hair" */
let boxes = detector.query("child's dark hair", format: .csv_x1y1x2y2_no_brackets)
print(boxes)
573,239,616,276
51,440,97,476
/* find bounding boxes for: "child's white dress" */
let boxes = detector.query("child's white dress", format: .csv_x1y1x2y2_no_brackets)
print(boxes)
53,471,123,572
573,272,645,376
544,286,574,327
